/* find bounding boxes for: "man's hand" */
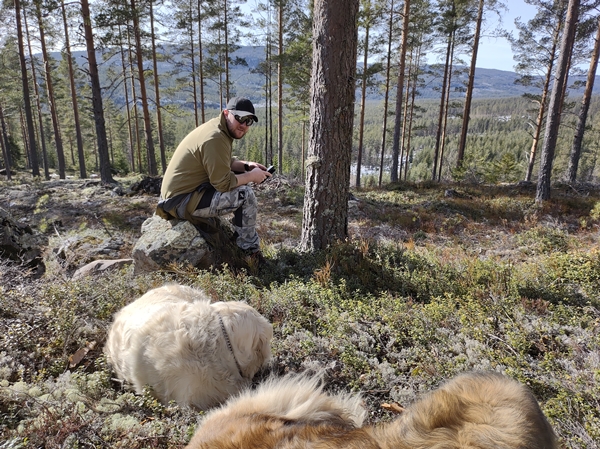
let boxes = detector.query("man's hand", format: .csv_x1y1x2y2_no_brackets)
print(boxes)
235,166,272,186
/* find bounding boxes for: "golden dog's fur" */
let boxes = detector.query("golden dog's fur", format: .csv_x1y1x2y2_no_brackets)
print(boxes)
185,371,557,449
104,284,273,409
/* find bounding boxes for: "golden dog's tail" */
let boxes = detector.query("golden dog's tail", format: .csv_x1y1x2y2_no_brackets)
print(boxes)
373,371,558,449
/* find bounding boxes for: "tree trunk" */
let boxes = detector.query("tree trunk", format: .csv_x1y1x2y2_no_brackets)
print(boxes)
390,0,410,182
404,45,421,181
399,54,412,180
456,0,484,168
224,0,230,101
35,0,66,179
567,15,600,184
119,24,135,172
23,8,49,180
277,1,284,173
378,0,394,187
536,0,579,203
131,0,157,176
0,104,12,180
525,10,562,182
356,17,370,188
14,0,40,177
432,30,453,181
81,0,114,184
127,25,143,172
189,0,199,127
60,0,86,179
438,29,456,182
198,0,206,123
149,0,166,173
299,0,359,251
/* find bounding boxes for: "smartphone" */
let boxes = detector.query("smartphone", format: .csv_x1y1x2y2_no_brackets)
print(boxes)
267,166,276,174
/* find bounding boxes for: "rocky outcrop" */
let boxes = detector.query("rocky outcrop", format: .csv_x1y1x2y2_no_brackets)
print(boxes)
0,207,47,277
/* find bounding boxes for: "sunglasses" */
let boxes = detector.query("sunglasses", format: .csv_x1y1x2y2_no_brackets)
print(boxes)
234,114,255,126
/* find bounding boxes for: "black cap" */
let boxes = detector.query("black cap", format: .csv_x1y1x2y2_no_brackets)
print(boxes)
226,97,258,122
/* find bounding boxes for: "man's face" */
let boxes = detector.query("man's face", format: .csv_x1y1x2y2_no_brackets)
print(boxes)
225,110,252,139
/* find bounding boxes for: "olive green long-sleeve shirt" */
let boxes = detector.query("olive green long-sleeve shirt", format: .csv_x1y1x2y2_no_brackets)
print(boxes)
160,112,238,216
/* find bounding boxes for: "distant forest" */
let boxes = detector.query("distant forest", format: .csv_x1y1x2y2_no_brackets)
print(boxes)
1,0,600,187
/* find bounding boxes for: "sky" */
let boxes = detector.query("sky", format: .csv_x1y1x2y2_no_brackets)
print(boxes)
476,1,539,71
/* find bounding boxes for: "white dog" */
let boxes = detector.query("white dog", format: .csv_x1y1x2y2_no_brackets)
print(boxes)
104,284,273,409
185,371,557,449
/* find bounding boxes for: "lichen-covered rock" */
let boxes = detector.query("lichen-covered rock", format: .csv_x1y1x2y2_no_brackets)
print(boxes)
0,207,47,277
132,215,214,273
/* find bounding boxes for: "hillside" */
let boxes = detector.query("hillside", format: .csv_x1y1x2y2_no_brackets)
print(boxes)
56,45,600,107
1,173,599,447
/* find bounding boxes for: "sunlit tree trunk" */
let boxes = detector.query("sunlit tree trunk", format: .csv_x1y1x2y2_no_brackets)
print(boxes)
456,0,484,168
34,0,66,179
149,0,166,173
391,0,410,182
197,0,206,123
300,0,359,251
119,24,135,172
14,0,40,177
567,15,600,184
60,0,86,179
378,0,394,187
277,0,284,173
432,30,452,181
355,3,371,188
131,0,157,176
537,0,579,202
81,0,114,184
23,8,49,180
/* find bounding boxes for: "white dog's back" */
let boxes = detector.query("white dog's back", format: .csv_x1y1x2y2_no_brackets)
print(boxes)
104,284,272,409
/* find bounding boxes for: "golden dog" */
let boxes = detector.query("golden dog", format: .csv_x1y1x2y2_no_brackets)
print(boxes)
104,284,273,409
185,371,557,449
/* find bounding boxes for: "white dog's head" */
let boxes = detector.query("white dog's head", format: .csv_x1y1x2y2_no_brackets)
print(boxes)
210,301,273,379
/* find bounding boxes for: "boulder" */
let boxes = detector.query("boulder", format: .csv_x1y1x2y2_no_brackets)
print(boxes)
0,207,47,277
132,215,215,274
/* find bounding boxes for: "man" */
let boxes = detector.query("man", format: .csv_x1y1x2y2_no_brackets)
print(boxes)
157,97,271,256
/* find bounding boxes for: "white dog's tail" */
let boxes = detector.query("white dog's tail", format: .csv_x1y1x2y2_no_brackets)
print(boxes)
373,371,558,449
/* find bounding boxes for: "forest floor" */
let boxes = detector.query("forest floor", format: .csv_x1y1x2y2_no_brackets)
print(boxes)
1,172,599,448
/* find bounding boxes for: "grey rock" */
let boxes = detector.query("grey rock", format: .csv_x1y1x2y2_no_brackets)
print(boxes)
132,215,214,274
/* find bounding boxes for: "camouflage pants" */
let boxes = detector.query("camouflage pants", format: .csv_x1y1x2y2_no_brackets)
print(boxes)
191,185,260,252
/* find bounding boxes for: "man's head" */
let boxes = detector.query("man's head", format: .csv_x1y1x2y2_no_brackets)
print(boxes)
224,97,258,139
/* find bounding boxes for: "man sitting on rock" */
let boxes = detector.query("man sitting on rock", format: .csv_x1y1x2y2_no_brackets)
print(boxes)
156,97,271,259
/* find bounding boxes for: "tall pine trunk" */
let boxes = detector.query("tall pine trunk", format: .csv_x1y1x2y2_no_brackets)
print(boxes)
432,30,453,181
60,0,86,179
118,24,135,172
277,1,284,173
131,0,157,176
525,12,562,182
456,0,484,168
149,0,166,173
536,0,579,202
378,0,394,187
14,0,40,177
34,0,66,179
23,9,49,180
567,15,600,183
197,0,206,123
390,0,410,182
300,0,359,251
356,16,371,188
81,0,114,184
0,104,11,180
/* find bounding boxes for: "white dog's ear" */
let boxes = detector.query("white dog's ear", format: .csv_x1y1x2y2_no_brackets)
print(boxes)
228,309,273,374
